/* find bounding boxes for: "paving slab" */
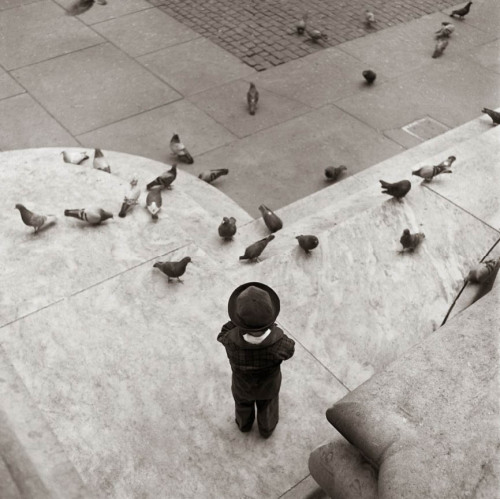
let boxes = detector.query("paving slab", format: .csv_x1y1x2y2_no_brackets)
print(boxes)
461,0,500,37
467,38,500,74
0,0,104,70
138,37,256,96
230,187,499,390
196,105,403,217
52,0,152,24
249,47,389,109
335,56,500,132
0,69,24,100
0,241,348,498
12,43,181,135
92,7,200,57
337,11,495,79
0,94,78,150
188,78,313,138
77,99,236,163
0,0,41,10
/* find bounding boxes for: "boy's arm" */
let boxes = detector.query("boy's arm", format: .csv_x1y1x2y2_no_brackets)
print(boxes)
278,336,295,360
217,320,236,343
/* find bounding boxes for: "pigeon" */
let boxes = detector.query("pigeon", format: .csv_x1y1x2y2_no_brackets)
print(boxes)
432,37,448,58
239,235,275,262
379,179,411,199
247,82,259,116
66,0,107,16
296,13,308,35
435,155,456,169
362,70,377,84
218,217,237,240
93,148,111,173
61,150,89,165
450,1,472,19
324,165,347,182
482,108,500,125
64,207,113,225
467,258,499,283
258,204,283,233
118,175,141,218
296,235,319,254
435,22,455,38
306,26,328,42
146,164,177,190
170,134,194,164
153,257,192,282
400,229,425,252
15,204,55,233
198,169,229,183
365,9,376,26
145,187,162,221
412,164,452,182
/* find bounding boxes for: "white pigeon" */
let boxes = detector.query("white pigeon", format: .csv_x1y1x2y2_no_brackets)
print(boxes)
118,175,141,218
61,150,89,165
93,148,111,173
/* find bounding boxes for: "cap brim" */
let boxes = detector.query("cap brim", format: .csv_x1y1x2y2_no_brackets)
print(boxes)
228,281,280,330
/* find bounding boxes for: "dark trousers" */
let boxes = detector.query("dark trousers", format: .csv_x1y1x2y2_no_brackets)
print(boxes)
233,392,279,438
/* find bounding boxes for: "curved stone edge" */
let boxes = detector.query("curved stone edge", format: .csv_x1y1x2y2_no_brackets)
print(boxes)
319,284,500,498
308,432,378,499
0,147,254,226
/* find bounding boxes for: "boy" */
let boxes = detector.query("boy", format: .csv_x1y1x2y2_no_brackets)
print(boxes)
218,282,295,438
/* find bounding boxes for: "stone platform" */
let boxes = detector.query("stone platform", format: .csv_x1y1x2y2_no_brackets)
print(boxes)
0,122,498,497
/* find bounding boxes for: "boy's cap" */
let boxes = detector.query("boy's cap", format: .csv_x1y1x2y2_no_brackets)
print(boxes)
228,282,280,331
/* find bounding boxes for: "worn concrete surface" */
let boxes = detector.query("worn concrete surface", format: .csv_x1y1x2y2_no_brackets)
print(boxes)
0,0,499,497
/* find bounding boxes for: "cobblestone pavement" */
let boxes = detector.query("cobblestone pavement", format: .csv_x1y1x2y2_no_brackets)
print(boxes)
148,0,461,71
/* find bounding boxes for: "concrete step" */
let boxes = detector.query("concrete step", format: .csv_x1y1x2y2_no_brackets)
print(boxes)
275,110,497,224
0,350,91,499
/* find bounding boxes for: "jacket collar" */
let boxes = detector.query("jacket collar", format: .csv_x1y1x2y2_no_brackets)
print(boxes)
228,324,284,349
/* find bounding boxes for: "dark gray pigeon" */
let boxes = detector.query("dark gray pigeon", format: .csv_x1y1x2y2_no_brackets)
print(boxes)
153,257,192,282
400,229,425,252
66,0,107,16
379,179,411,199
218,217,237,240
450,1,472,18
362,70,377,84
147,164,177,190
296,235,319,254
324,165,347,182
258,204,283,233
482,108,500,125
247,83,259,115
239,235,275,262
198,169,229,183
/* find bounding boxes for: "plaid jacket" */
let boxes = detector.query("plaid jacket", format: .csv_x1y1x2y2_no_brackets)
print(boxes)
218,321,295,399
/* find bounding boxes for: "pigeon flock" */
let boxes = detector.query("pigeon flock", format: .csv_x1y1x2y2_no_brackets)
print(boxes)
14,0,496,288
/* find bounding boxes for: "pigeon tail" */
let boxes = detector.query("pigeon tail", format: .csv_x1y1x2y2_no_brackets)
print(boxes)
64,209,82,219
118,203,129,218
179,151,194,164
